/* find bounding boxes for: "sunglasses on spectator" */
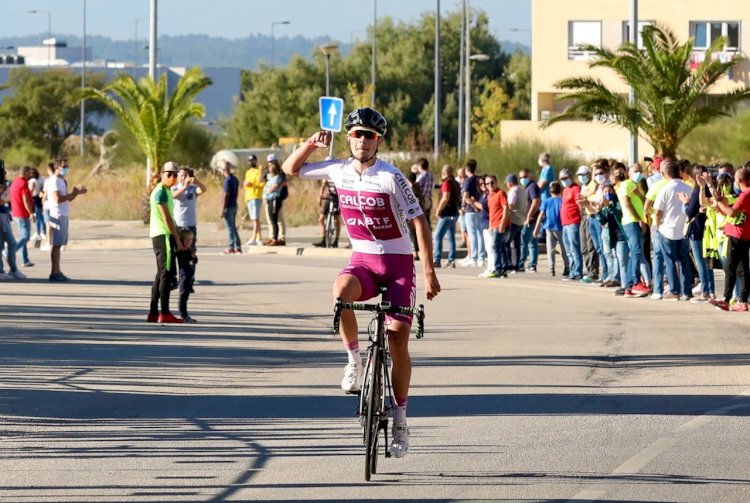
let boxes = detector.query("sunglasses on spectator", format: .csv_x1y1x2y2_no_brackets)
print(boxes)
165,172,177,178
349,129,381,140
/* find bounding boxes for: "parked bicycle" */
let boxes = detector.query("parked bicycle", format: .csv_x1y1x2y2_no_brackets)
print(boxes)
333,290,425,481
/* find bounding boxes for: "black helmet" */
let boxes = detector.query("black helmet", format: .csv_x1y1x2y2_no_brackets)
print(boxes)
345,108,388,136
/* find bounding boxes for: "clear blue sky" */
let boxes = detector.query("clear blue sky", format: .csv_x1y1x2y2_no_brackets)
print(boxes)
2,0,531,44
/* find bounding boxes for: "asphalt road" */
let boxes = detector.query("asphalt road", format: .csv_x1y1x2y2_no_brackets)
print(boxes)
1,246,750,502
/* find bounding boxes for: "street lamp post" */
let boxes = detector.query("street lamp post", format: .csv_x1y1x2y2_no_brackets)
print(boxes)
80,0,86,159
320,43,339,158
134,17,148,78
466,53,489,156
629,0,639,165
271,21,290,68
146,0,158,186
27,9,52,67
371,0,377,107
434,0,441,160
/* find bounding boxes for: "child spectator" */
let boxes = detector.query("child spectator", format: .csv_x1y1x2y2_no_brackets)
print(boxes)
176,228,198,323
533,181,568,277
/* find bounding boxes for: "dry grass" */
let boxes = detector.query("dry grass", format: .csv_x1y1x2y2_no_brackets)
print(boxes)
66,161,323,226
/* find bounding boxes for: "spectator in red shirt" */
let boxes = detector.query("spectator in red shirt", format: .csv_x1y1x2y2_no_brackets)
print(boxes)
485,174,510,278
560,168,583,280
9,166,36,268
712,165,750,311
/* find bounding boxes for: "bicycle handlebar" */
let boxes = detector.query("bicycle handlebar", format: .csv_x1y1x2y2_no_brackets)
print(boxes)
332,298,425,339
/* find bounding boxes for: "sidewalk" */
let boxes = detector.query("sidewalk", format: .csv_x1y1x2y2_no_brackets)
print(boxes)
66,220,354,257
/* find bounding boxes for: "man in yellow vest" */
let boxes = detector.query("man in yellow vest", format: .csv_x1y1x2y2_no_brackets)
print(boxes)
148,162,185,324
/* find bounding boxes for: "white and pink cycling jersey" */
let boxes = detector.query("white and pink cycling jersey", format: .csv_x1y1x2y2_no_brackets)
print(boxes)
299,158,423,255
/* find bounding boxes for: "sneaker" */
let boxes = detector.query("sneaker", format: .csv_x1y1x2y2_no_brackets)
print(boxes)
614,287,626,296
680,295,692,302
341,362,362,394
458,256,474,267
650,293,663,300
0,272,12,280
181,316,198,323
221,248,235,254
580,276,593,284
22,261,34,268
692,283,703,295
623,289,637,298
603,280,621,288
147,312,159,323
486,271,501,278
662,292,680,301
525,266,537,273
447,260,456,268
729,302,748,312
562,268,570,278
48,272,69,282
157,313,184,324
712,299,730,311
9,270,27,280
265,239,277,246
246,239,257,246
434,261,442,268
477,259,485,268
477,270,491,278
690,294,709,304
632,282,651,294
390,425,410,458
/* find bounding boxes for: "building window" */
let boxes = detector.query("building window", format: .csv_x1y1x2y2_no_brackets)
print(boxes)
622,21,653,48
690,21,740,51
568,21,601,60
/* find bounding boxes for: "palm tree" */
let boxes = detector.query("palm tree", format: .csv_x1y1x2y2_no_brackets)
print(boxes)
543,24,750,158
81,67,212,180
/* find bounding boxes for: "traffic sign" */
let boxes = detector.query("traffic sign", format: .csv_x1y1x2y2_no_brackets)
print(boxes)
319,97,344,132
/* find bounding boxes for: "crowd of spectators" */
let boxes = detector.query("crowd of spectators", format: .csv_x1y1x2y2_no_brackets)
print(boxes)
430,152,750,312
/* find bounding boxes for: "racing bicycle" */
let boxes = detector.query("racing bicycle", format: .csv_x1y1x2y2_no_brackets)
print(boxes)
333,290,425,481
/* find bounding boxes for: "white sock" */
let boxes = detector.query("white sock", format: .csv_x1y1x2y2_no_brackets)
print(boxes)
393,405,407,426
346,348,360,365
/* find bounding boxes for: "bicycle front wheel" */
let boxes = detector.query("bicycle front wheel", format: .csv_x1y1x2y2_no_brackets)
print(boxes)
364,348,383,481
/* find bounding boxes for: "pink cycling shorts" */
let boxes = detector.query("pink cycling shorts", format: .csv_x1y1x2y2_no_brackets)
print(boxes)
338,252,416,325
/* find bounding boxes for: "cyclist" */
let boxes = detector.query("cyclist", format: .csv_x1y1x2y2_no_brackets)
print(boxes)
283,107,441,458
313,178,341,247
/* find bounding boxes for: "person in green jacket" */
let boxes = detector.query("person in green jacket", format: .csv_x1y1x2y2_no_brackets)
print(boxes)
148,162,185,324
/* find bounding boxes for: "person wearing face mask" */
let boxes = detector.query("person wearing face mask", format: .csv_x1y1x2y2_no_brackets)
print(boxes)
559,168,583,280
616,163,652,298
518,168,541,272
147,162,185,324
576,165,602,283
46,159,87,282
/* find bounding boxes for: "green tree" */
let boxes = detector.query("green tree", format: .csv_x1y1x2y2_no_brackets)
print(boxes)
0,67,109,157
227,8,508,152
81,67,212,180
473,80,513,144
543,24,750,158
504,51,531,120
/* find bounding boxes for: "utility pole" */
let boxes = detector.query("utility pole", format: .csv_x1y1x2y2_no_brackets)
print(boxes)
457,0,465,156
434,0,441,160
147,0,157,186
629,0,639,165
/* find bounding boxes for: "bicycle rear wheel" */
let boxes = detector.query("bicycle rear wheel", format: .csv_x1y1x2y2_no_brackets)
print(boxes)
364,347,383,481
325,212,336,247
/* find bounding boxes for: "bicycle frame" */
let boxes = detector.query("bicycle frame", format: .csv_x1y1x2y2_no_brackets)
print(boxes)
332,294,424,481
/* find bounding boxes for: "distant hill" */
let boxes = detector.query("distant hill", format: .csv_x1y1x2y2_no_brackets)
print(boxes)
0,33,529,69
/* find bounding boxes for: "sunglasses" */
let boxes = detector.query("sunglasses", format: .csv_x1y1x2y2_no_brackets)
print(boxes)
349,129,381,140
165,172,178,178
